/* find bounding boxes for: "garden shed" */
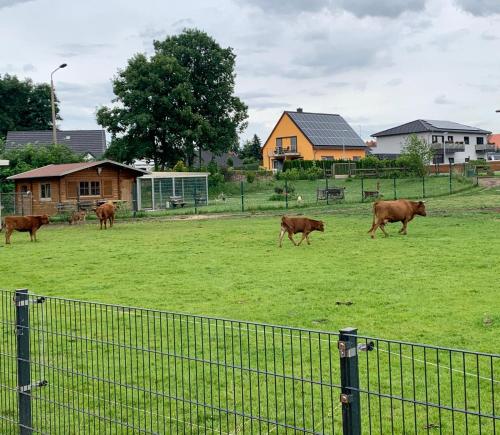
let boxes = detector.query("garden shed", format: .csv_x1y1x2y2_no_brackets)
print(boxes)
137,172,209,210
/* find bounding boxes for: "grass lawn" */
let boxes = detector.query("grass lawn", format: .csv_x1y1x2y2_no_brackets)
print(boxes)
0,189,498,433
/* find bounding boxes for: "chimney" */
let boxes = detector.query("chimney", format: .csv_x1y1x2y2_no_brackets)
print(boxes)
296,107,303,113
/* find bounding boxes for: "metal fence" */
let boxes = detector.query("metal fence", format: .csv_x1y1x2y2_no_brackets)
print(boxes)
1,289,498,434
0,192,32,220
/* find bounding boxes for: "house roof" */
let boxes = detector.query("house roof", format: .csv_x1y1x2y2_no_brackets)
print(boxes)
488,134,500,148
192,150,244,168
6,130,107,157
285,111,367,148
7,160,148,180
372,120,492,137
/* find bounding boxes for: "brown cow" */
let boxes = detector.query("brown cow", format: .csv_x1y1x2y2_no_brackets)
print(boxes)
279,216,325,247
368,199,426,239
1,215,49,244
68,210,87,225
95,203,116,229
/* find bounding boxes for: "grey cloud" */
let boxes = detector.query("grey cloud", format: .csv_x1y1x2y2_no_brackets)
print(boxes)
466,83,499,93
237,90,289,110
56,81,114,110
237,0,426,18
454,0,500,16
0,0,33,9
23,63,36,72
386,78,402,86
337,0,426,18
56,43,110,58
171,18,195,30
434,95,454,105
431,29,469,51
481,33,498,41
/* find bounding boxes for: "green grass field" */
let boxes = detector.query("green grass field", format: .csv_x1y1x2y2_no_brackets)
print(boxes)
1,188,498,433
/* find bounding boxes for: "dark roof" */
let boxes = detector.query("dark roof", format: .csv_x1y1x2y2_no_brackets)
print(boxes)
7,160,148,180
5,130,107,158
193,150,244,168
285,111,366,148
372,120,492,137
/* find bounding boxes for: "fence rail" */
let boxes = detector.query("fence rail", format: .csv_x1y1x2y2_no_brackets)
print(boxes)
0,289,498,434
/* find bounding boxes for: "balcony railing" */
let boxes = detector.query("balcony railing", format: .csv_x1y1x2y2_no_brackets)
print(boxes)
431,142,465,152
271,146,300,156
475,143,496,152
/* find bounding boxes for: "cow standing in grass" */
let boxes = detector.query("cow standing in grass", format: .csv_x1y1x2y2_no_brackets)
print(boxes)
95,203,116,230
279,216,325,247
1,215,49,244
368,199,426,239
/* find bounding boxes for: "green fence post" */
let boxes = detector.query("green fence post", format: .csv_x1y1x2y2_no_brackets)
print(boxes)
325,176,329,205
240,181,244,212
15,289,32,435
422,176,425,198
449,164,452,195
393,177,397,200
339,327,361,435
361,177,364,203
194,182,198,214
285,179,289,210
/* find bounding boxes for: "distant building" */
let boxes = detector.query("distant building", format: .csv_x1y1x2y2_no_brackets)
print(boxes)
5,130,107,160
372,120,493,164
192,150,243,168
261,109,367,171
488,134,500,151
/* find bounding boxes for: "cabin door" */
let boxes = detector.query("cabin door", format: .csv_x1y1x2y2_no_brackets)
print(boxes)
121,179,133,202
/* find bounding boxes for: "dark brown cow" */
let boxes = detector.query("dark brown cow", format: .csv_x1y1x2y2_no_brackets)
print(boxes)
2,215,49,244
368,199,426,239
95,203,116,229
68,210,87,225
279,216,325,247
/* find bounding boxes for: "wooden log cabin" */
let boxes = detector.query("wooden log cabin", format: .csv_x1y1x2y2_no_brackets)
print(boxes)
7,160,148,215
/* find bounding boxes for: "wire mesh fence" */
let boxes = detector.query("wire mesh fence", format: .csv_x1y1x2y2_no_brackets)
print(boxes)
1,289,499,434
0,192,33,219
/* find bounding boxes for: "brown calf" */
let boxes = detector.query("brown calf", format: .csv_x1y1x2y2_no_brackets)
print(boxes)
279,216,325,247
95,203,116,230
68,211,87,225
368,199,426,239
2,215,50,244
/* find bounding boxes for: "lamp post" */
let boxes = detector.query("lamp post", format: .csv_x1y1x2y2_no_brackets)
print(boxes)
50,63,67,144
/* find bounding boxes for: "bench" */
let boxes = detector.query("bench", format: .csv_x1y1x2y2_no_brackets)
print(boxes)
169,196,186,208
317,187,345,201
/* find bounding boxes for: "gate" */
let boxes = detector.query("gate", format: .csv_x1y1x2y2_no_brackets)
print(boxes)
0,289,498,434
0,192,32,220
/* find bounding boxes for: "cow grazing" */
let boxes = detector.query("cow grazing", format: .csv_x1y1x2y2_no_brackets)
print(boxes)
95,203,116,230
279,216,325,247
368,199,426,239
68,210,87,225
2,215,49,244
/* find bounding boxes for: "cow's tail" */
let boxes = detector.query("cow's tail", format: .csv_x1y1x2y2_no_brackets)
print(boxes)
281,216,291,231
367,203,377,233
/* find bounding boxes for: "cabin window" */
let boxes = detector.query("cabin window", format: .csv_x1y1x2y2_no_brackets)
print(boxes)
40,183,51,200
476,137,484,145
20,185,29,194
103,179,113,196
79,181,100,196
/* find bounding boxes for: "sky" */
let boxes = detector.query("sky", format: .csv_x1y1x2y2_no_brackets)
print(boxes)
1,0,500,143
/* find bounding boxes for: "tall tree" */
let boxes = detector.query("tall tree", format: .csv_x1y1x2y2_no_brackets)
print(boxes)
97,53,196,169
154,29,248,166
401,134,435,176
0,74,59,139
240,134,262,162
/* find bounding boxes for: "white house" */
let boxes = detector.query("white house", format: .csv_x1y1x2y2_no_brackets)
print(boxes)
371,120,494,164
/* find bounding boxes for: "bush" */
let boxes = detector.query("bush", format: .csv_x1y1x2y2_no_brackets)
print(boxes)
173,160,188,172
246,171,256,183
269,192,297,201
226,157,234,167
208,172,224,188
274,186,284,194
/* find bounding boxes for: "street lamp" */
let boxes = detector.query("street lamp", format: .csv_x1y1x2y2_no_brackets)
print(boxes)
50,63,67,144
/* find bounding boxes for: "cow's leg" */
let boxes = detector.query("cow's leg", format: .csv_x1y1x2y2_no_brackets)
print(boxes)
109,216,114,228
297,233,307,246
379,223,389,237
33,230,37,242
370,221,380,239
400,220,408,235
278,227,286,247
5,228,13,244
287,231,297,246
305,231,311,245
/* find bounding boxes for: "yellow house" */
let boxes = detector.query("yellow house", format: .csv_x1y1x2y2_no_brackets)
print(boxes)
262,109,368,171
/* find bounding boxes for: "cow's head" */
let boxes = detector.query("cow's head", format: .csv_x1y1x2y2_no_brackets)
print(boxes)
316,220,325,232
416,201,427,216
41,214,50,225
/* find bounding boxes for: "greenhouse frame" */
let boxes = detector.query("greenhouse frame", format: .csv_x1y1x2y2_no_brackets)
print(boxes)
136,172,209,210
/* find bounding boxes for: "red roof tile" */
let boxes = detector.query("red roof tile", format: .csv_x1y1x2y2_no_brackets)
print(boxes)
488,134,500,149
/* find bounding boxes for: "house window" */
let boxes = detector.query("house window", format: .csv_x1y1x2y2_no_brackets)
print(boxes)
432,135,444,143
276,138,282,147
447,136,453,143
465,157,470,162
464,136,469,144
476,137,484,145
433,154,444,164
321,156,334,160
79,181,101,196
290,136,297,152
448,157,455,164
40,183,51,199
